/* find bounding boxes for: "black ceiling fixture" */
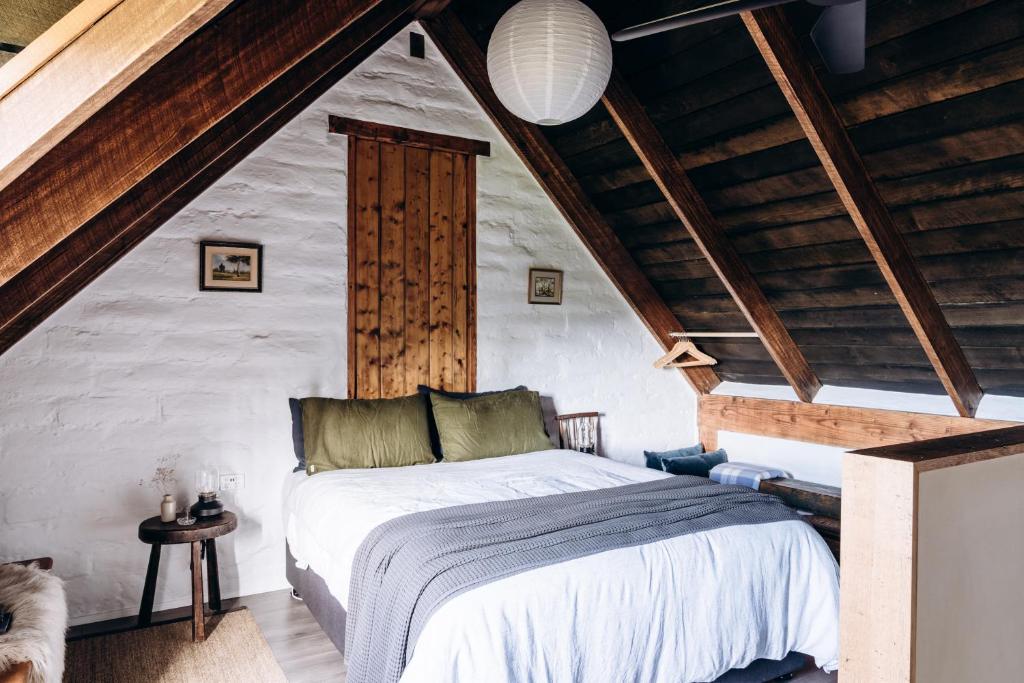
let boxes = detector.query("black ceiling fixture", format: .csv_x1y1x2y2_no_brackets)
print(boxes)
612,0,866,74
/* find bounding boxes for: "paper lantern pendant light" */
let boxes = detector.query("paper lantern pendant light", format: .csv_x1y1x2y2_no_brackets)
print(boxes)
487,0,613,126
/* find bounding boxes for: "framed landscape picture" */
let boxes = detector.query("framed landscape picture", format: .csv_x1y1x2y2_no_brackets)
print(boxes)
199,241,263,292
528,268,563,305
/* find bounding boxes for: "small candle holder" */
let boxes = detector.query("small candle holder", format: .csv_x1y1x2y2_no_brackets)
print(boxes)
189,466,224,519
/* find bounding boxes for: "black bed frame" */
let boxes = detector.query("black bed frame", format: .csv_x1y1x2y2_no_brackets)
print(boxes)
285,543,808,682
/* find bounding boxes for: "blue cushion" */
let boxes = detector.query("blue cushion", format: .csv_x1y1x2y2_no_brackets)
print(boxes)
662,448,729,478
289,398,306,473
644,443,704,471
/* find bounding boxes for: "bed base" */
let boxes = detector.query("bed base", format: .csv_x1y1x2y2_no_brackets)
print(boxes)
285,543,808,682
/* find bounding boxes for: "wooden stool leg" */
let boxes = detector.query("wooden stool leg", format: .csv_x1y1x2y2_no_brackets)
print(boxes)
190,540,205,642
206,538,221,612
138,544,161,626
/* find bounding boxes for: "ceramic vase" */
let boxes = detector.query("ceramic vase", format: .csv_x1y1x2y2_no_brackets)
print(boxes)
160,494,177,523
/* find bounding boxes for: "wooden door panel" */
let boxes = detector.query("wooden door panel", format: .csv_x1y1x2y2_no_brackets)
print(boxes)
379,142,406,398
428,151,454,391
347,126,477,399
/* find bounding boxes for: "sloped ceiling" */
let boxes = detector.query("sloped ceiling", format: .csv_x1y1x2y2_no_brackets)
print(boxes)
453,0,1024,397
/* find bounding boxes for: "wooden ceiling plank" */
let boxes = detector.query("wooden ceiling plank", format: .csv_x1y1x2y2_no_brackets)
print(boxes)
742,7,985,418
0,0,430,356
421,10,719,394
602,70,821,403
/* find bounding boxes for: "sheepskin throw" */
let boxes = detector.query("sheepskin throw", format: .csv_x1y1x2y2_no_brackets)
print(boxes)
0,563,67,683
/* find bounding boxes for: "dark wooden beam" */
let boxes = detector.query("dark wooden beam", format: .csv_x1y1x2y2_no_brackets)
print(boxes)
421,10,720,394
602,70,820,403
328,115,490,156
742,7,984,417
0,0,437,355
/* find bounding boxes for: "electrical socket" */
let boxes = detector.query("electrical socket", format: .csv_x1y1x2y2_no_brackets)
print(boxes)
220,473,244,491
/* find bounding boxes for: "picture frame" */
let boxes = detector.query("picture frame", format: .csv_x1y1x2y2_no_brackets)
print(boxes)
199,241,263,292
528,268,563,305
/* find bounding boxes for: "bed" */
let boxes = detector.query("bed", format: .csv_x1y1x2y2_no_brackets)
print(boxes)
283,448,839,682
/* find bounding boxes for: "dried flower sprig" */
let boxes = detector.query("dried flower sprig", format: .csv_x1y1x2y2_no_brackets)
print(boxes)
139,454,180,494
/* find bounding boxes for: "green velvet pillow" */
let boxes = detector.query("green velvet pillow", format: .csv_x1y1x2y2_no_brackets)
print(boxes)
301,395,434,474
430,390,553,462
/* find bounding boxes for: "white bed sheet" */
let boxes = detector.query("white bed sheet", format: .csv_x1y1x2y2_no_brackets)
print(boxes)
283,449,840,681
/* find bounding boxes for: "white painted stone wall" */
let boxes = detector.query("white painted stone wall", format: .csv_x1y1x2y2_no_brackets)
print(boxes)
0,25,697,624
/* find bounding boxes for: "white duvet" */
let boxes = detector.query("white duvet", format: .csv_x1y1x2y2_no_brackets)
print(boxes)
283,450,840,682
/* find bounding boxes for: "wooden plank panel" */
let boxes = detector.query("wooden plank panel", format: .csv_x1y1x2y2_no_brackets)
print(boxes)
352,138,381,399
346,140,359,398
743,6,984,417
403,146,431,394
423,10,720,394
428,151,454,390
602,69,820,402
451,152,471,392
699,394,1015,451
466,155,478,391
378,142,405,398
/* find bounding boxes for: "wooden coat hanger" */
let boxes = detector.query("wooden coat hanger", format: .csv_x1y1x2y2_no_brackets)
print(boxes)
653,331,759,369
654,340,718,368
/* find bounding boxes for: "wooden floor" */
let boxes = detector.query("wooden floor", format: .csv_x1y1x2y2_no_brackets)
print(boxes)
244,590,346,682
71,588,836,681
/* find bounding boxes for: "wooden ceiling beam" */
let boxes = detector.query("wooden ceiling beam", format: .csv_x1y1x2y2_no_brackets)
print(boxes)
699,394,1016,452
602,70,821,403
422,10,719,394
0,0,431,355
0,0,231,192
742,7,984,417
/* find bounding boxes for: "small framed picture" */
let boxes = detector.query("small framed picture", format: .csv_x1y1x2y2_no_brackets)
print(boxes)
199,241,263,292
528,268,563,305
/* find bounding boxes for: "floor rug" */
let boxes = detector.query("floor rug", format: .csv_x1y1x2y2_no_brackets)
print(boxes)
64,608,287,682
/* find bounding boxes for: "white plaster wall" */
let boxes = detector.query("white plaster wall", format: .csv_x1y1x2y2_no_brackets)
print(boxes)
0,25,697,624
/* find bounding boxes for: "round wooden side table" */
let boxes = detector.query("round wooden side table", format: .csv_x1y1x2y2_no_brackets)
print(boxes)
137,511,237,642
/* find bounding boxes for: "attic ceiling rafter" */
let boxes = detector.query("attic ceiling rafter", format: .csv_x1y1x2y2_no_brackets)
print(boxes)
742,6,985,417
601,69,821,403
0,0,447,356
421,9,720,394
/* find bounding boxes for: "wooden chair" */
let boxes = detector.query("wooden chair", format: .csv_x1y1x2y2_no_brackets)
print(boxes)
0,558,55,683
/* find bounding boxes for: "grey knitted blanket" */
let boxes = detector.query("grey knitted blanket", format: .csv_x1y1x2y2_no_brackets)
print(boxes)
344,474,801,683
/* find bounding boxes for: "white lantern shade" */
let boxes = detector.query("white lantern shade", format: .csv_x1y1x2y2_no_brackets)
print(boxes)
487,0,613,126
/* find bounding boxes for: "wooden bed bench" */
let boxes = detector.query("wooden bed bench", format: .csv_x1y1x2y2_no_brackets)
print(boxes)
758,478,841,559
